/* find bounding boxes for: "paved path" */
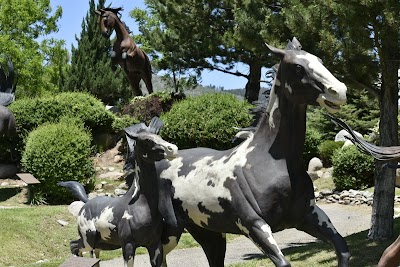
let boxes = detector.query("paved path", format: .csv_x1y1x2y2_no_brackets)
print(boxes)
99,203,372,267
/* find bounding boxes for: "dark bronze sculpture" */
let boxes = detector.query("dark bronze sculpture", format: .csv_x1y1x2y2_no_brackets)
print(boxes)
95,7,153,96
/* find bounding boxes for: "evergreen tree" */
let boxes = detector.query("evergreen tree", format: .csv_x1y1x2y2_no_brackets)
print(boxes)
131,0,291,103
63,0,130,105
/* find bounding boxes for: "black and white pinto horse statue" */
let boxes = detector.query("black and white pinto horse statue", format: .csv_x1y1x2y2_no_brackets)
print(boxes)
59,117,178,267
157,40,350,267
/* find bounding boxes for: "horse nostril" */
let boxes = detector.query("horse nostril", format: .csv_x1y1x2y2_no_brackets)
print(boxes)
327,87,338,95
167,146,173,152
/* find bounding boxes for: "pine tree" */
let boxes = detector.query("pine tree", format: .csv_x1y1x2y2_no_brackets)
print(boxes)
63,0,131,105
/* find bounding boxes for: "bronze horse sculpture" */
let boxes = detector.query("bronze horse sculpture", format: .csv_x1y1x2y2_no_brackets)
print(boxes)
95,7,153,96
156,40,350,267
59,117,178,267
329,114,400,267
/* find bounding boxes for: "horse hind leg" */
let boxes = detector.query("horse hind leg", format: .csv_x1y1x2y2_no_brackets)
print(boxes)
185,223,226,267
296,201,350,267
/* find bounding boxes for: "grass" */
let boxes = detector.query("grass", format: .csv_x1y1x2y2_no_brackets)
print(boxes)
228,218,400,267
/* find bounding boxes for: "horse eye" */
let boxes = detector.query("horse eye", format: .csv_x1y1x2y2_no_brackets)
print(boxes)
295,65,303,75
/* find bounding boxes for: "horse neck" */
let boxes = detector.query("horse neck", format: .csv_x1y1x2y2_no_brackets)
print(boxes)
113,18,132,42
125,156,159,207
255,78,307,171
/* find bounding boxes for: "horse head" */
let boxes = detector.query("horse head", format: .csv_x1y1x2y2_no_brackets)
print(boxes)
95,7,123,38
266,43,347,114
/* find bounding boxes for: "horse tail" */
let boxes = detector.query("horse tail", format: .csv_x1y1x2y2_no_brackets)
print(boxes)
58,181,89,203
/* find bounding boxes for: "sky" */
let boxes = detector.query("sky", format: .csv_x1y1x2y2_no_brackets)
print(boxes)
48,0,250,90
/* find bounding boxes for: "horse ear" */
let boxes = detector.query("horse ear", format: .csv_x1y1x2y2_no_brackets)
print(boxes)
265,43,286,59
94,10,101,15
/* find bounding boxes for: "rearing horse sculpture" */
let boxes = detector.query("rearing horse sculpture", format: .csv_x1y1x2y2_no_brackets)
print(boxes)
95,7,153,96
156,40,350,267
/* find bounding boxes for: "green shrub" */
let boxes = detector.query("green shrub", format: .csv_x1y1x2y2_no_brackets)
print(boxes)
21,119,95,204
318,140,345,167
304,126,323,168
10,92,115,136
332,145,374,190
160,93,254,150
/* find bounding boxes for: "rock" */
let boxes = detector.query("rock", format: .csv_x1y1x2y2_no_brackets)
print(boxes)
335,129,363,142
68,201,84,217
308,157,323,172
0,164,18,179
113,155,124,163
57,220,69,226
98,171,123,180
342,139,354,148
114,188,127,196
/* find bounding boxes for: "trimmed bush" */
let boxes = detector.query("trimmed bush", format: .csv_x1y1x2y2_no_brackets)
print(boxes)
160,93,254,150
10,92,115,136
304,126,323,168
21,119,95,204
332,145,374,190
318,140,345,167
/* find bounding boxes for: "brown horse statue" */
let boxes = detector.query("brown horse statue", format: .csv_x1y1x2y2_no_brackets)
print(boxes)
95,7,153,96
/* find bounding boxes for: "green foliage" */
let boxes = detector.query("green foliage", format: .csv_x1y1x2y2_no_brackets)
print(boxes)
318,140,344,167
307,89,379,141
332,145,375,190
21,120,95,204
10,92,115,136
0,0,65,97
121,91,184,123
304,126,323,167
160,93,253,150
63,0,131,105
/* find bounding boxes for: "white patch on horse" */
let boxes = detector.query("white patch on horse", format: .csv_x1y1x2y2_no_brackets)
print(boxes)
236,218,250,235
297,54,346,93
163,236,178,255
77,209,95,251
122,210,133,220
152,247,161,265
261,224,284,256
94,206,117,240
266,78,280,129
284,82,292,94
310,200,338,234
161,136,256,226
126,257,134,267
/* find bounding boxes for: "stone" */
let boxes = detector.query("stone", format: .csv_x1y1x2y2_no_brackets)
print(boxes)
57,220,69,226
68,201,84,217
308,157,323,172
335,129,363,142
114,188,127,196
98,171,123,180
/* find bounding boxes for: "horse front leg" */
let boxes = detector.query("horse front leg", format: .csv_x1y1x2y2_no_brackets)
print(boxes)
148,240,163,267
297,201,350,267
122,242,137,267
185,222,227,267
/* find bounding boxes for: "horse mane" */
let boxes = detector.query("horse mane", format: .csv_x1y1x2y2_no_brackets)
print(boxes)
102,7,132,34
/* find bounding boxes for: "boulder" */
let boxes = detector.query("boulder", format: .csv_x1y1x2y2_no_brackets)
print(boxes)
308,157,323,172
335,129,363,142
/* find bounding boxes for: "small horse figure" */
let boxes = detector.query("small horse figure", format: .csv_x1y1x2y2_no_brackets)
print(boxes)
156,40,350,267
59,117,178,267
95,7,153,96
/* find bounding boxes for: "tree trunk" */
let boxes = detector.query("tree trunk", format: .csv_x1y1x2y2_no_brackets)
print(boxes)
245,60,262,103
368,57,399,241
